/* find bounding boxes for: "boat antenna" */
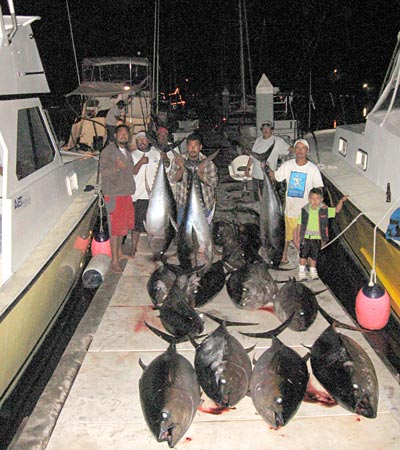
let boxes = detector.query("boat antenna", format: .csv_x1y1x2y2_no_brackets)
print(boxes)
65,0,81,85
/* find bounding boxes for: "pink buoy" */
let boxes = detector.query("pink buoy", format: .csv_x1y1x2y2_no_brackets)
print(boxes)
355,284,390,330
91,231,112,258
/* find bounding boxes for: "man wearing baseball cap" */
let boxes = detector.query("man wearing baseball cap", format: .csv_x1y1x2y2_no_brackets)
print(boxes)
245,121,293,200
269,138,323,265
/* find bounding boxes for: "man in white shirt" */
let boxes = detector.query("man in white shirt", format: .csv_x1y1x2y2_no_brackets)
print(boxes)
130,131,162,256
270,139,323,264
245,121,293,200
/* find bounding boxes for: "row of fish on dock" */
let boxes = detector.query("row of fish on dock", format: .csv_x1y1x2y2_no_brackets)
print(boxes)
136,145,379,448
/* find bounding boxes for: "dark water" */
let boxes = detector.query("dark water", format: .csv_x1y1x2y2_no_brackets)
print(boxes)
318,225,400,381
0,278,97,450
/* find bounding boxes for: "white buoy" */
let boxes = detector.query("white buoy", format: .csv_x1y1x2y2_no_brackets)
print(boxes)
82,253,111,289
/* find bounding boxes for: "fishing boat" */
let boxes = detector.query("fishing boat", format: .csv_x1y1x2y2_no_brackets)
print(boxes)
65,56,152,151
0,7,98,406
308,32,400,319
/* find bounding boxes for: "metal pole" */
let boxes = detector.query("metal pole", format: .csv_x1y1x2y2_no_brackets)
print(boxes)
66,0,81,85
238,0,246,110
243,0,253,95
156,0,160,114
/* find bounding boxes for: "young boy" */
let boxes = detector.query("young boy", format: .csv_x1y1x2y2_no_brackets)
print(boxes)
297,188,348,281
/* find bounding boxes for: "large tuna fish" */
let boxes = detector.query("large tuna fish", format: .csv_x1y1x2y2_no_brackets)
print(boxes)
213,220,260,272
310,306,379,418
147,259,199,307
191,313,256,407
249,143,285,268
144,154,177,259
191,260,226,307
274,277,319,331
158,281,204,338
139,323,201,448
240,314,309,428
226,259,278,309
177,151,219,270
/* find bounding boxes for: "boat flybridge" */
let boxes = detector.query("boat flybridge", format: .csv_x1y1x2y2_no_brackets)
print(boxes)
66,56,152,151
308,32,400,319
0,6,98,406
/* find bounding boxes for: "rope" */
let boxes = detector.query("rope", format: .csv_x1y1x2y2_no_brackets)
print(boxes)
321,212,365,250
95,186,105,234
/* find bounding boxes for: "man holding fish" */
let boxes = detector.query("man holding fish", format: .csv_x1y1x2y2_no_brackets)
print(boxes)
244,121,293,200
169,133,218,224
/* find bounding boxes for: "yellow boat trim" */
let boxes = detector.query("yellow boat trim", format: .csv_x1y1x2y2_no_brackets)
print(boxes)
360,247,400,318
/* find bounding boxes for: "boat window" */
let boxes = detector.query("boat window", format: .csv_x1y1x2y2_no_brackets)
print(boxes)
16,107,55,180
356,149,368,171
338,138,348,156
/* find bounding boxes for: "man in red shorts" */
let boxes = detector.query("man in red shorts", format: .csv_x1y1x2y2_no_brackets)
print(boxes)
100,124,136,272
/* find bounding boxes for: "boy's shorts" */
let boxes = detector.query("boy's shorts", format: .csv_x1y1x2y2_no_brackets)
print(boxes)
299,239,321,261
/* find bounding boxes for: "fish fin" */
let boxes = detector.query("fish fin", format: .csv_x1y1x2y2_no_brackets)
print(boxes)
318,304,370,332
188,334,199,349
245,344,257,353
204,312,258,327
301,343,312,351
302,352,311,363
144,321,188,344
248,142,276,162
170,216,179,232
312,288,328,296
240,312,295,339
138,358,147,371
168,138,185,151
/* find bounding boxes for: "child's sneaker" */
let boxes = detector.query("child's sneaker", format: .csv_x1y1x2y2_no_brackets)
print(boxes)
299,266,307,281
310,268,319,280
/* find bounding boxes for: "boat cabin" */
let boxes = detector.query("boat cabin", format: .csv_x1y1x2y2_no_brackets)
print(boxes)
66,57,152,150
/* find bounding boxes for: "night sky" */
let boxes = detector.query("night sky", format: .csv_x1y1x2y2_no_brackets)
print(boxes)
3,0,400,101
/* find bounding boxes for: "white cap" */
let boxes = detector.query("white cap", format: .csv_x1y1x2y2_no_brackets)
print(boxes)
294,139,309,150
136,131,147,140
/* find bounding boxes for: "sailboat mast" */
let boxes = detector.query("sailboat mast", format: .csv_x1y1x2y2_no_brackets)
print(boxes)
152,0,160,114
243,0,253,95
239,0,246,110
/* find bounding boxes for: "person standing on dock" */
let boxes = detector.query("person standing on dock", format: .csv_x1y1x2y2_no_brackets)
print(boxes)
297,188,348,280
269,139,323,265
244,121,293,200
130,131,164,256
169,133,218,224
100,124,135,273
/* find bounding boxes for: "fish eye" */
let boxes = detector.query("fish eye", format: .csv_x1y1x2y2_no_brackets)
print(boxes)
299,311,305,316
353,383,359,390
161,411,169,419
220,378,227,384
275,397,283,404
